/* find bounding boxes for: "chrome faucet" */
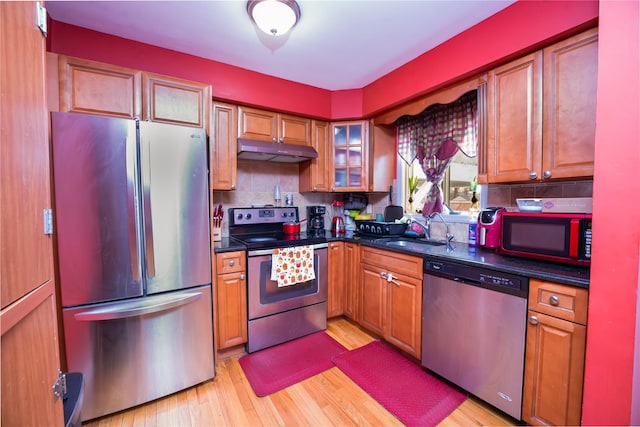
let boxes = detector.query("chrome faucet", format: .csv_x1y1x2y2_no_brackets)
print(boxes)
428,212,455,243
406,217,431,239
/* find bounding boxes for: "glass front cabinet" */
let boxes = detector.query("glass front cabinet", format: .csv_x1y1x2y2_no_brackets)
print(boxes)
331,121,369,192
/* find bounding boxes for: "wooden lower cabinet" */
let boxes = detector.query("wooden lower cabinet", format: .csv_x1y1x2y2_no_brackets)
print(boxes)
213,251,247,350
522,279,588,426
327,242,345,318
343,243,360,320
360,247,423,359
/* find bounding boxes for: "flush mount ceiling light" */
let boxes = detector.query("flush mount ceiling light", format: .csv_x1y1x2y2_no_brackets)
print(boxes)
247,0,301,36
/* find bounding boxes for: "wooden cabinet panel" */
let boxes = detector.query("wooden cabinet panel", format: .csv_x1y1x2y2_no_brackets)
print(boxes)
58,55,142,118
210,102,237,190
542,28,598,179
360,247,423,359
523,279,588,426
238,106,278,142
529,279,589,325
1,3,63,424
343,243,360,320
299,120,330,192
2,282,63,427
143,72,211,131
330,121,369,192
369,123,395,192
1,2,53,309
487,28,597,183
523,310,586,426
214,251,247,350
327,242,345,318
279,113,311,146
487,51,543,183
386,273,422,357
360,265,385,336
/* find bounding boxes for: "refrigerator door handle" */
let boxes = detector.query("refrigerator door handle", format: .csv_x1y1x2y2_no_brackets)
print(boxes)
73,291,203,321
127,133,142,282
141,133,156,279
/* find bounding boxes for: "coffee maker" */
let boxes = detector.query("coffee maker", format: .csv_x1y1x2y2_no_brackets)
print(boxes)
306,205,326,237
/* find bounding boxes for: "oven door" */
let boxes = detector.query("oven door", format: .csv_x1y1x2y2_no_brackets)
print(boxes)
247,244,327,320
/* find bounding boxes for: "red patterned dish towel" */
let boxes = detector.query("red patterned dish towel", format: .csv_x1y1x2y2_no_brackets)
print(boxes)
270,245,315,287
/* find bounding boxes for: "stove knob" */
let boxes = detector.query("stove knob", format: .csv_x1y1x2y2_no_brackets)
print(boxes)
246,213,252,220
281,212,287,218
236,213,243,220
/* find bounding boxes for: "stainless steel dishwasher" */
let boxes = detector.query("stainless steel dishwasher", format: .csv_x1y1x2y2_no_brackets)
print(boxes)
421,259,528,420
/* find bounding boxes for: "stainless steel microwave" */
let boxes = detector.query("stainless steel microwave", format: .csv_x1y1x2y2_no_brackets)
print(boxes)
500,212,592,266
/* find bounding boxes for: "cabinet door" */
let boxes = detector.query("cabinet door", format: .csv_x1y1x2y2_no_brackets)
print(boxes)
279,113,311,146
300,120,330,192
216,271,247,349
542,28,598,180
487,51,543,183
370,123,396,192
143,72,211,131
343,243,360,320
386,274,422,359
331,121,369,192
58,55,142,118
523,310,586,426
238,106,278,142
327,242,345,318
210,102,237,190
359,264,385,335
1,2,64,425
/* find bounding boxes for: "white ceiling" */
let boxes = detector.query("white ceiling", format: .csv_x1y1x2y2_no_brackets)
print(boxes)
46,0,516,91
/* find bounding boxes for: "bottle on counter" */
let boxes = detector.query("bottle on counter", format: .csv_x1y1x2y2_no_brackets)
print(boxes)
468,213,478,246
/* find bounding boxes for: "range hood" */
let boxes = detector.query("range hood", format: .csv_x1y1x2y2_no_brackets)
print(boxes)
237,138,318,163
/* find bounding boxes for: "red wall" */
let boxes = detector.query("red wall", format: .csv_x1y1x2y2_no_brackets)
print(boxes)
582,1,640,424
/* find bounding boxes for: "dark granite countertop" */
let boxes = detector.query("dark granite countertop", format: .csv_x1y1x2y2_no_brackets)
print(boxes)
215,231,590,288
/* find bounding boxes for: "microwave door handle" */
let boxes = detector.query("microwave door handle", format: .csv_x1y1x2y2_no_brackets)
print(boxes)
569,219,580,258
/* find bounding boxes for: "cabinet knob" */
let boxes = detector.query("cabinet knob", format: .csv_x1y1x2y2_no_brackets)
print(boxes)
272,137,277,143
549,295,560,306
231,183,236,189
529,171,538,180
529,315,539,325
279,137,284,143
229,260,235,266
313,186,317,192
543,170,552,179
240,274,245,280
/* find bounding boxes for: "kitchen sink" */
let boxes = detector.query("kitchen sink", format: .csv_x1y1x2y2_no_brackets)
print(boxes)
378,237,446,249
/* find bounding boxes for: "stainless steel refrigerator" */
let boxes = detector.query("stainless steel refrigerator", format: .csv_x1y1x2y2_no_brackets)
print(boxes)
51,112,214,421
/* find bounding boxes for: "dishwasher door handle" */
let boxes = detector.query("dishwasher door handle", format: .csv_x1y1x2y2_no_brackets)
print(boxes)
452,276,481,287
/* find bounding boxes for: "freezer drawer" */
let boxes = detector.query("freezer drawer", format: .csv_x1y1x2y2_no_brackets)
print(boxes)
63,285,215,421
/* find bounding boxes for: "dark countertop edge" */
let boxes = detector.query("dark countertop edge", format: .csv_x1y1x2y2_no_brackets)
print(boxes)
214,234,590,288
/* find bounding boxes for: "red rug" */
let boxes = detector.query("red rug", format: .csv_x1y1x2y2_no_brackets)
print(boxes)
332,340,467,427
239,331,348,396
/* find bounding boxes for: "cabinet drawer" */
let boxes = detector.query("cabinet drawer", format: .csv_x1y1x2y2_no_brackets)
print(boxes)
216,251,246,274
528,279,588,325
361,247,422,279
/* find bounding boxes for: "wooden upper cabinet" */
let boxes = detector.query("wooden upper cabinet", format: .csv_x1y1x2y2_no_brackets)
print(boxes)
542,27,598,180
238,106,311,146
143,72,211,131
58,55,142,118
369,122,395,192
55,55,211,131
210,102,237,190
487,50,543,183
330,120,369,192
487,28,598,183
299,120,330,192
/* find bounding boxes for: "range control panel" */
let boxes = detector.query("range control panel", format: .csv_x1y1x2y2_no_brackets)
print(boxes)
230,207,298,225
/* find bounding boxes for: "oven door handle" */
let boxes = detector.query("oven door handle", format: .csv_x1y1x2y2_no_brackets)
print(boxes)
248,242,328,257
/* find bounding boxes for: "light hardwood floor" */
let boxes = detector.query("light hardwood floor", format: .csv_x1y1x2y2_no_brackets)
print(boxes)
84,318,518,426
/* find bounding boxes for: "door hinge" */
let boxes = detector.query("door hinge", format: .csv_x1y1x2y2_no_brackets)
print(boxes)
36,2,47,36
52,370,66,401
43,209,53,235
